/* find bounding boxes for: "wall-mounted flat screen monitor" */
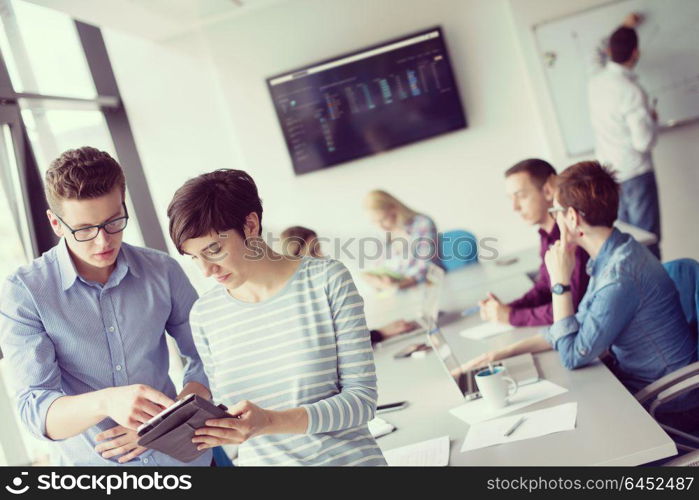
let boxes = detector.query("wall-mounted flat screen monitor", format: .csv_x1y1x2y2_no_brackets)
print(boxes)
267,27,467,175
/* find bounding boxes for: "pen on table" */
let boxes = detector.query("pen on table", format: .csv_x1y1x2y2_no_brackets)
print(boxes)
461,305,480,317
503,416,526,437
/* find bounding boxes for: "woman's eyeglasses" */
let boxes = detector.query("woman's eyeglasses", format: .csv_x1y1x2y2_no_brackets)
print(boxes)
548,206,586,217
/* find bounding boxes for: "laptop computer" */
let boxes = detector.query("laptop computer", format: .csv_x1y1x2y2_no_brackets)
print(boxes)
427,327,540,399
413,263,446,332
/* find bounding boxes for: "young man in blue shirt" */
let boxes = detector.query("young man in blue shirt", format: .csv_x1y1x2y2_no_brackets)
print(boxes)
0,147,212,465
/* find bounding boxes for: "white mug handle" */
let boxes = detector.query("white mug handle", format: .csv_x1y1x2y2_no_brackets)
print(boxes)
504,376,518,399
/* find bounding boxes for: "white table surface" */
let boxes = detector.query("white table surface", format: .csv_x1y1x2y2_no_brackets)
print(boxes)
368,258,677,466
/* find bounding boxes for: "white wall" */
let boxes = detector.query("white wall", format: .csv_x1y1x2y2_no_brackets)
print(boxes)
509,0,699,261
103,27,243,290
102,0,696,279
184,0,550,262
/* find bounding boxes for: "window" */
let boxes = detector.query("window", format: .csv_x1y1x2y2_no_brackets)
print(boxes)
20,105,144,246
0,0,166,465
0,0,95,98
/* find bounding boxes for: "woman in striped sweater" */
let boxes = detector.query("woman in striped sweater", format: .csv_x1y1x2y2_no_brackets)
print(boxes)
166,169,386,466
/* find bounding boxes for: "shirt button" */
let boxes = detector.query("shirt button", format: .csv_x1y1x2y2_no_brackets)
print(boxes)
108,326,115,332
115,365,122,371
142,458,149,464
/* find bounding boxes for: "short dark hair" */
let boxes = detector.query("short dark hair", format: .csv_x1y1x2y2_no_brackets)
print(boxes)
167,169,263,254
505,158,556,188
45,147,126,215
556,161,619,228
609,27,638,64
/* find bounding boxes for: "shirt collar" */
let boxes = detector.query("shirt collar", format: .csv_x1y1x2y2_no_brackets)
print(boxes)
607,61,637,81
113,243,140,282
587,228,623,277
538,221,560,242
57,238,79,291
57,239,139,291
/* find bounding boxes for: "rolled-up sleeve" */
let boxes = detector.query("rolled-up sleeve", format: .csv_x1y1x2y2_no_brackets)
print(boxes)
302,261,378,434
165,259,209,388
544,282,639,369
404,217,439,284
508,260,554,326
0,277,66,441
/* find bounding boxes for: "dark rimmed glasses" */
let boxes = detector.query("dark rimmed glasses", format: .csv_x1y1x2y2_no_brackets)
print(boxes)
55,202,129,242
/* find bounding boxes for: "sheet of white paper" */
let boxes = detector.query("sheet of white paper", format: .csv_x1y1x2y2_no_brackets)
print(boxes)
384,435,450,466
460,322,514,340
449,380,568,425
460,402,578,452
368,417,396,438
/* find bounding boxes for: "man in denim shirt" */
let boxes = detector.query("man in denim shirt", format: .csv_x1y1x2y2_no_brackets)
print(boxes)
545,229,693,391
465,161,697,426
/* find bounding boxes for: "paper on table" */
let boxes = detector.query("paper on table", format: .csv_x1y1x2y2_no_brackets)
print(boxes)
460,402,578,452
460,322,514,340
368,417,396,438
449,380,568,425
384,435,450,466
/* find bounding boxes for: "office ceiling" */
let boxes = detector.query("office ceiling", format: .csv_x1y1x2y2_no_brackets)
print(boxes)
24,0,287,40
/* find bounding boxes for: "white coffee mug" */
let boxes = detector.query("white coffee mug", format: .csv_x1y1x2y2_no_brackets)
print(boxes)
475,366,518,409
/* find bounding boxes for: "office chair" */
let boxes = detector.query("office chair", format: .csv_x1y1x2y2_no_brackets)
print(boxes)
663,258,699,352
635,259,699,453
438,230,478,272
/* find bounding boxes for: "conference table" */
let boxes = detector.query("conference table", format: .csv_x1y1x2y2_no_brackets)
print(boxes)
364,224,676,466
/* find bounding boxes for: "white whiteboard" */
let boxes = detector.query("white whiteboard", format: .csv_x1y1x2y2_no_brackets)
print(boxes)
534,0,699,156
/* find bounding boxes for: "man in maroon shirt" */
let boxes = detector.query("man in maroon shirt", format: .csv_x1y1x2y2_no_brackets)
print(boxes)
479,159,590,326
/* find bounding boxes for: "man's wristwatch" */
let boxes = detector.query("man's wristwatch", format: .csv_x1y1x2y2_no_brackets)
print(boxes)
551,283,572,295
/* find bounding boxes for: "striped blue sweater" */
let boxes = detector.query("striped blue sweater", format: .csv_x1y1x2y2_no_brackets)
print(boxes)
190,257,386,466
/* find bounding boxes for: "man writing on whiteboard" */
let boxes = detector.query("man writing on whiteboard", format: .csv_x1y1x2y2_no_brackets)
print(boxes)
588,13,661,259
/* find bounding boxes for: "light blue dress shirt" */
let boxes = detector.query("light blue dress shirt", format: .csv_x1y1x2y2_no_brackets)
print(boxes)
0,239,212,466
545,229,696,405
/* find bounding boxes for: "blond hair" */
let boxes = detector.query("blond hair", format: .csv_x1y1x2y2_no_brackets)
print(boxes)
363,190,417,226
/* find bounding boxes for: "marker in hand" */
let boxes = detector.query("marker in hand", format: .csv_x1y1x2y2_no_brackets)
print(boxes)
461,305,480,317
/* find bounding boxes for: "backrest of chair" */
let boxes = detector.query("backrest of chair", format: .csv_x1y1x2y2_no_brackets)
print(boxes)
662,449,699,466
663,258,699,356
438,230,478,272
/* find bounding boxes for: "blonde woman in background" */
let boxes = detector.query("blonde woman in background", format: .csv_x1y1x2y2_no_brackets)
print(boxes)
281,225,420,345
363,190,441,290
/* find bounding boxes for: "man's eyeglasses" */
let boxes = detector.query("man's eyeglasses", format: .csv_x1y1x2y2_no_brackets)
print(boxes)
548,206,586,218
55,202,129,242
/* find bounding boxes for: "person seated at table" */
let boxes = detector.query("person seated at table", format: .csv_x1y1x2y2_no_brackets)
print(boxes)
478,159,589,327
465,161,698,429
280,225,419,345
280,226,324,258
362,189,441,291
